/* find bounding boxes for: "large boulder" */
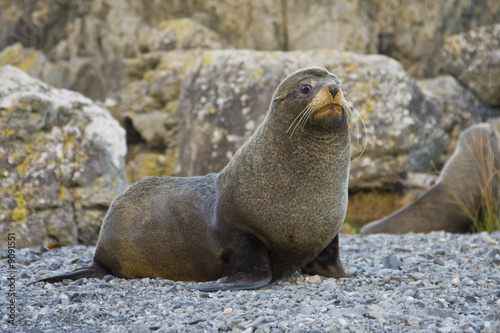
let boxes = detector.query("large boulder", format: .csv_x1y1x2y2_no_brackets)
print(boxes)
0,43,68,89
0,0,154,100
442,24,500,106
367,0,500,77
2,0,499,99
116,19,229,183
0,65,126,248
418,75,498,154
177,49,447,189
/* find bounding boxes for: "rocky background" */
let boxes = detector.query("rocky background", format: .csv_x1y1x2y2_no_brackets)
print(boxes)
1,0,499,248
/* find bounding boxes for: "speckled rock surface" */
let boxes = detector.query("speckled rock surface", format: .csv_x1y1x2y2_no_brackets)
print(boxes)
2,0,499,95
442,24,500,107
0,43,69,90
143,18,229,52
0,65,127,248
418,75,499,155
367,0,500,77
177,49,446,189
2,231,499,332
118,44,224,182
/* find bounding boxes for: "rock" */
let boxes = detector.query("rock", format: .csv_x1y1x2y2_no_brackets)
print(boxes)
125,148,178,185
1,0,500,99
144,18,229,52
283,0,373,53
117,49,214,181
382,255,403,270
0,0,154,100
0,43,69,89
178,49,446,189
0,65,126,248
360,123,500,235
368,1,500,77
305,275,322,284
442,24,500,106
418,75,499,155
131,111,172,149
295,305,316,316
422,307,454,319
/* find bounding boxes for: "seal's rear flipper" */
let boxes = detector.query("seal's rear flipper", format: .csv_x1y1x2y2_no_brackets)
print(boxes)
37,264,111,283
195,271,272,291
301,234,348,278
195,234,272,291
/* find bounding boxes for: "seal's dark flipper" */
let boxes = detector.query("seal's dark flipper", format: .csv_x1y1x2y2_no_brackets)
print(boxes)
301,234,348,278
195,234,272,291
37,264,111,283
195,271,272,291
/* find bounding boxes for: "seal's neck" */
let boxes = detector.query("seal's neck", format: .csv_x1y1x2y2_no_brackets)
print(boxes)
221,114,350,179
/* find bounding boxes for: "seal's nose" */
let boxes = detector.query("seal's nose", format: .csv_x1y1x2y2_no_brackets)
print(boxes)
328,85,340,98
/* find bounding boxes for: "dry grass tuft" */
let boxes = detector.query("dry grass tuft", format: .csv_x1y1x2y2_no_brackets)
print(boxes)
344,190,417,232
451,126,500,233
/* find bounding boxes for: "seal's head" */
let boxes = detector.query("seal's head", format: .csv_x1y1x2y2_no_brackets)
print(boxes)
271,67,355,137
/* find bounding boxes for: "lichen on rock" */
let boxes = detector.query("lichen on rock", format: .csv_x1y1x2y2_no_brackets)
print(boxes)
442,24,500,107
0,65,127,248
177,49,447,189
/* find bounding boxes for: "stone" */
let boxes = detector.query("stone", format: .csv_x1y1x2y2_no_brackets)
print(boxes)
442,24,500,106
0,65,126,248
368,0,500,77
1,0,500,100
295,305,316,316
178,49,446,190
117,49,209,181
382,255,404,270
0,0,154,100
418,75,499,155
422,307,454,319
0,43,69,90
144,18,229,52
284,0,373,53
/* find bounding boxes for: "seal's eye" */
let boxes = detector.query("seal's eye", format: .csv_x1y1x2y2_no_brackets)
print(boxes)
300,84,312,94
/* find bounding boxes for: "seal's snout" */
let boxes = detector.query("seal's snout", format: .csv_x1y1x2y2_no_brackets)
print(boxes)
325,83,343,107
328,85,340,99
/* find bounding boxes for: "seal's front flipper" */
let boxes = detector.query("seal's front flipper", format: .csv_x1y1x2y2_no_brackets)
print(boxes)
37,264,111,284
301,234,348,278
195,234,272,291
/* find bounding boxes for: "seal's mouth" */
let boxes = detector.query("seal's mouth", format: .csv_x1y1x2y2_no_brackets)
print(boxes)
312,84,344,119
312,102,344,120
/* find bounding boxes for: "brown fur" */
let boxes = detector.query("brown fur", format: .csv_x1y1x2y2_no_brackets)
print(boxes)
39,67,354,288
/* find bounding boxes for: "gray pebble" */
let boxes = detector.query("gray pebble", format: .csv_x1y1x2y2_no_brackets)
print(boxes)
3,231,499,332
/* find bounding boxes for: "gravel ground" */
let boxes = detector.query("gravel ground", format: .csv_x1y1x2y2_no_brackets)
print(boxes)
2,231,500,333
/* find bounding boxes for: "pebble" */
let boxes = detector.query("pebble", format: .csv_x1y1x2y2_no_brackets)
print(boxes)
2,232,499,332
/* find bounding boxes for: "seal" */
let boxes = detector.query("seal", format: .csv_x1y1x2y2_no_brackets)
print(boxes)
360,123,500,235
38,67,355,290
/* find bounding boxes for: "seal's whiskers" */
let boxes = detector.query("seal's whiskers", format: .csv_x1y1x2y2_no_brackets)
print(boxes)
286,98,324,138
343,97,367,161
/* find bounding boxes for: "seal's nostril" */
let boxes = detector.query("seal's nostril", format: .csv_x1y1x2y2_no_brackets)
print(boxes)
329,85,340,98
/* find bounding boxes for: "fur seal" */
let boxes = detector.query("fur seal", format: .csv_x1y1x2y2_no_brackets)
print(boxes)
360,123,500,235
39,67,355,290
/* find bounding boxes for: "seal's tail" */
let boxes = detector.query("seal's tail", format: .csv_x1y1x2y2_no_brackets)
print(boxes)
37,264,111,283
